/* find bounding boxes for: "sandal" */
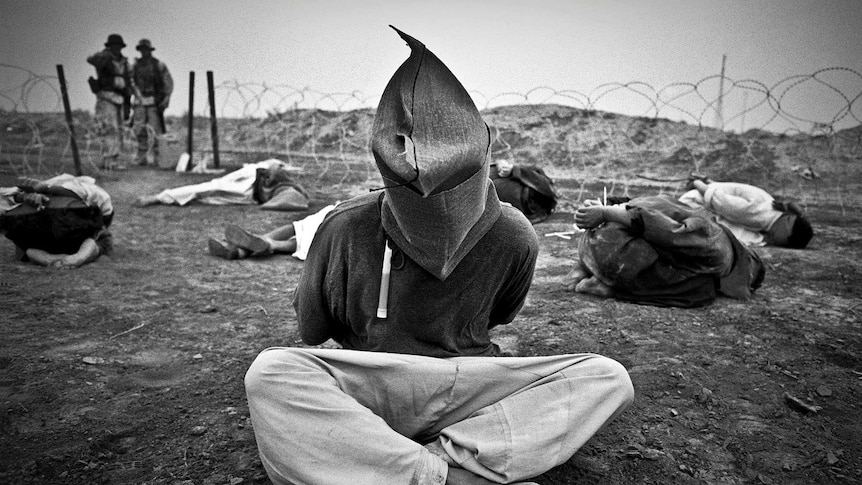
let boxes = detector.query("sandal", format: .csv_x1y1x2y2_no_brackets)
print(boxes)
224,225,272,255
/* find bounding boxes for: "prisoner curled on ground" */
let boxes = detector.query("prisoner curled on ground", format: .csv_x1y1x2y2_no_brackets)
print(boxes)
244,27,633,485
490,159,558,223
0,174,114,269
678,176,813,249
207,203,337,260
563,195,765,308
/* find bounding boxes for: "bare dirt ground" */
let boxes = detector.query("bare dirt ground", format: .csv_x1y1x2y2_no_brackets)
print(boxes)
1,108,861,484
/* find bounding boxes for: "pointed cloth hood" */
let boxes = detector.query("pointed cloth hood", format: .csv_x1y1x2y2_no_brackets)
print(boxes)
373,26,500,280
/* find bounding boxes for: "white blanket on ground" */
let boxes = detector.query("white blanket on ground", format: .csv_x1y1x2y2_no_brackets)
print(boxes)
153,159,299,206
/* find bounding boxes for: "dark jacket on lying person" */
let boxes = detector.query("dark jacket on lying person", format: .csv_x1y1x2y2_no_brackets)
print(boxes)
577,195,765,308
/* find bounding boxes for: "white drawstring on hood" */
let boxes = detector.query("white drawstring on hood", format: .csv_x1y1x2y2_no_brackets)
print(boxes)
376,240,393,318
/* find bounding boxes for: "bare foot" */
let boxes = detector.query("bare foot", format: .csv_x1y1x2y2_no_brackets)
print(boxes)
24,249,66,267
562,266,589,292
134,195,160,207
575,276,614,298
53,251,93,269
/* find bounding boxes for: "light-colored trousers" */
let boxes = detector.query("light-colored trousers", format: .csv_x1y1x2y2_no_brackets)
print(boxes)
245,347,634,485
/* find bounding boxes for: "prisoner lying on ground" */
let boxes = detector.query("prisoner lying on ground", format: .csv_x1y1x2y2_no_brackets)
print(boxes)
678,176,813,249
490,159,558,223
0,174,114,269
208,202,338,260
563,194,765,308
243,26,634,485
134,159,309,211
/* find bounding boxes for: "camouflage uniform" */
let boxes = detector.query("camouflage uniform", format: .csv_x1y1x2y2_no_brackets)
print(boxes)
131,39,173,166
86,34,132,169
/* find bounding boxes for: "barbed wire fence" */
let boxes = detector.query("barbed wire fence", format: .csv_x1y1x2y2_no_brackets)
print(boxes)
0,63,140,174
1,63,860,206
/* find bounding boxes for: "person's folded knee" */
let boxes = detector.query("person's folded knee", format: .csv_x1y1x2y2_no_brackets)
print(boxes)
604,358,635,409
244,355,268,397
244,348,312,397
245,349,285,395
615,365,635,407
568,355,634,405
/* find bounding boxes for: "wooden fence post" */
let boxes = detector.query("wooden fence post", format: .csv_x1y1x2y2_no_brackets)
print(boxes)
207,71,220,168
186,71,195,171
55,65,82,175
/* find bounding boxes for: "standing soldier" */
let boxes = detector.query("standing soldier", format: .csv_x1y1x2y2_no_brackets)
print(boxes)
131,39,173,167
87,34,133,170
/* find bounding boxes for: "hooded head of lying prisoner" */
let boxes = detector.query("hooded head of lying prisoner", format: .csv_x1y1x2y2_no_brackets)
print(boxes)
765,201,813,249
371,26,502,281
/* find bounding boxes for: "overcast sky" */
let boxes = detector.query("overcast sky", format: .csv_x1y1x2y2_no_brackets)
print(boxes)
2,0,861,131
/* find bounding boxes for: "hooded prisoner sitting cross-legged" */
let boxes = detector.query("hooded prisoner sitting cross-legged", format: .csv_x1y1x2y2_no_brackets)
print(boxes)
244,27,634,485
